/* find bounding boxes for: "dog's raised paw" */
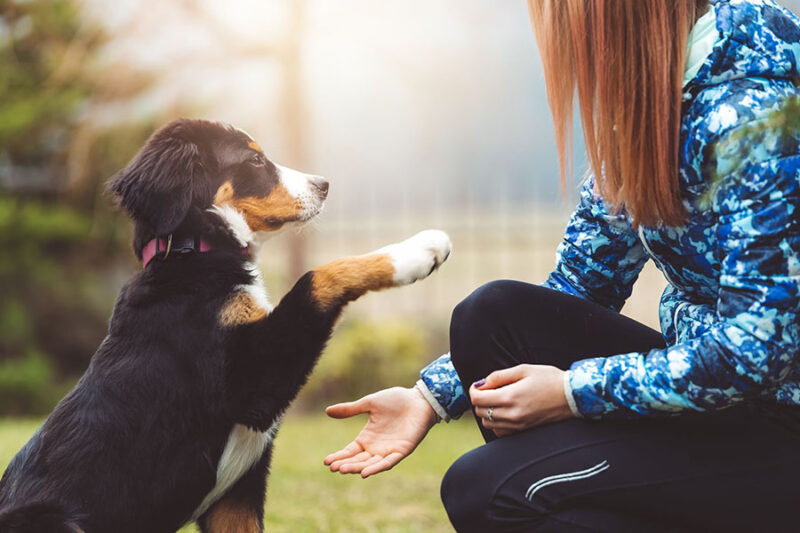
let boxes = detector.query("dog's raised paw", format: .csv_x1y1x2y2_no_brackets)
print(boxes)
377,229,452,286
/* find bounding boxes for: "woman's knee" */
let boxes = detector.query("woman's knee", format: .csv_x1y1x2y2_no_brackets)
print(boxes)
450,281,517,352
441,449,495,532
450,280,547,375
451,279,518,324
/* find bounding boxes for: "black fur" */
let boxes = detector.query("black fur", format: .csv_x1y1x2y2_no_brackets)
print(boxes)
0,119,343,532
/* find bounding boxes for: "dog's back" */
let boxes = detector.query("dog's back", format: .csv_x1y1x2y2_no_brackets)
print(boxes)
0,259,249,532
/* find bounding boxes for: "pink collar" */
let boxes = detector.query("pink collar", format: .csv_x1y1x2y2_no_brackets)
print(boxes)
142,234,249,268
141,235,213,268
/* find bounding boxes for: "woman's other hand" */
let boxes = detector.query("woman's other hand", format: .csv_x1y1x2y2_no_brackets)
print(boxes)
470,364,574,437
324,386,438,478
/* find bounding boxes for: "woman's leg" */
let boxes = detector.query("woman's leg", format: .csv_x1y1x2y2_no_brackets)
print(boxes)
442,280,800,531
441,407,800,532
448,280,665,442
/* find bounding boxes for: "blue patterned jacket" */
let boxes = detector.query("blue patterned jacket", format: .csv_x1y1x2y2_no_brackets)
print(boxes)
420,0,800,420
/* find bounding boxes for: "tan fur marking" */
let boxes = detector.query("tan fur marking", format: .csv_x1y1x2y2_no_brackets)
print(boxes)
247,141,263,153
205,498,260,533
219,291,268,327
214,181,235,205
231,185,300,231
311,254,396,310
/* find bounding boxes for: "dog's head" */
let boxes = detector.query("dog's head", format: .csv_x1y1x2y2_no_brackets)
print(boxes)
109,119,328,256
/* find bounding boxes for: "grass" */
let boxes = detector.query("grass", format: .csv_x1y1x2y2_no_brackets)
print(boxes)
0,413,482,532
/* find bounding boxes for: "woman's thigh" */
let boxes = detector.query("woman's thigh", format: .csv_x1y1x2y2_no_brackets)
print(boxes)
449,279,666,385
441,407,800,532
448,280,666,441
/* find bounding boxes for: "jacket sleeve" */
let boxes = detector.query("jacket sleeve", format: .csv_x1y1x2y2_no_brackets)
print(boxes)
567,115,800,418
419,175,650,420
419,353,468,420
542,175,649,311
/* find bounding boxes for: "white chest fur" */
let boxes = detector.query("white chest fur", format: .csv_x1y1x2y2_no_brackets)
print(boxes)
190,232,277,519
191,420,281,520
237,261,273,313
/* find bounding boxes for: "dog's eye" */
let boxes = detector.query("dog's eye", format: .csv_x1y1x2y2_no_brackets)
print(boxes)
248,153,266,167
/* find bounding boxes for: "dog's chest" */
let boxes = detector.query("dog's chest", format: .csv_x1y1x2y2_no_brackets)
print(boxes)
236,265,273,312
192,421,281,520
192,272,276,520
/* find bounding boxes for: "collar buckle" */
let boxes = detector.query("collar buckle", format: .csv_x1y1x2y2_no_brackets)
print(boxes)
157,233,174,261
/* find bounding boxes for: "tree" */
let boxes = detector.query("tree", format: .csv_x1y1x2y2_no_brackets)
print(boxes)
0,0,152,414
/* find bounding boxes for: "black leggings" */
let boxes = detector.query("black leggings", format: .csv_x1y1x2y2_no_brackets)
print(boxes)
441,280,800,533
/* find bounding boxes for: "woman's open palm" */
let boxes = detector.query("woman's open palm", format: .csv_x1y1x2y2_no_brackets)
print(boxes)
324,386,438,478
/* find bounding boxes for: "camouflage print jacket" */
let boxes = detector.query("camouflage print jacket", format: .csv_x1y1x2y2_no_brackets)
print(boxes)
420,0,800,420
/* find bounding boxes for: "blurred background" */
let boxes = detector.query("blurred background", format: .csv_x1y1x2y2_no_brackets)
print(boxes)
2,1,799,530
0,0,557,414
1,0,798,417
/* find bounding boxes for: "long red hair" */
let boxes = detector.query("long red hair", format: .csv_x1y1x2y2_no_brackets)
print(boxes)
529,0,707,226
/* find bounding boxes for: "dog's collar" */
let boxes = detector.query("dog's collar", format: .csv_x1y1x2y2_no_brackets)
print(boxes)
141,234,248,268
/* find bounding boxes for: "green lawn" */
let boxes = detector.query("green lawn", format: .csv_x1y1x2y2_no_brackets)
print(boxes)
0,413,482,532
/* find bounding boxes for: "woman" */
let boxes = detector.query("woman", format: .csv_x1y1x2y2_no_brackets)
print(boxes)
325,0,800,530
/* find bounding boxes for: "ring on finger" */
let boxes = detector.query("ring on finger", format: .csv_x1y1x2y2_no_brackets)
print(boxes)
486,407,494,422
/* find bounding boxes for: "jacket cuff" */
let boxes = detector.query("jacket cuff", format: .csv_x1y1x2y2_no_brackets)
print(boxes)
419,353,469,419
415,380,448,422
563,370,582,418
568,357,620,419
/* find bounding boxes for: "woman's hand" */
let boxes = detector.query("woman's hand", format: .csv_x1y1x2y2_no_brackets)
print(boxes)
324,386,439,478
470,364,574,437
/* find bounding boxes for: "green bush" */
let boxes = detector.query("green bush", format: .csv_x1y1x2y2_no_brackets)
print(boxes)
0,350,71,416
298,319,432,408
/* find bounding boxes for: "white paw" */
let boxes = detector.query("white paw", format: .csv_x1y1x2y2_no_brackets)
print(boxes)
376,230,452,286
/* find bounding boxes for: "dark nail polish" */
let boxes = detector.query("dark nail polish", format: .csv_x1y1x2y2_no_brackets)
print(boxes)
474,379,486,388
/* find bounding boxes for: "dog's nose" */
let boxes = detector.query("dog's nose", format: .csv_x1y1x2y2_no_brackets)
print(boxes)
311,176,329,197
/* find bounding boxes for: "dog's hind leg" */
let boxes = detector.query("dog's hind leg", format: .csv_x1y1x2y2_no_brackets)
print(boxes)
197,442,274,533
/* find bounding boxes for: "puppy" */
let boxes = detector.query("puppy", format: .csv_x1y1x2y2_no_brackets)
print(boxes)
0,119,451,533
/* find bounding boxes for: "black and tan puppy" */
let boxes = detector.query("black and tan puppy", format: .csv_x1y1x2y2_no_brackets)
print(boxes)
0,119,451,532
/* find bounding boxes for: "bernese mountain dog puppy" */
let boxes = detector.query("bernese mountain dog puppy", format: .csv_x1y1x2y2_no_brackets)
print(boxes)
0,119,451,533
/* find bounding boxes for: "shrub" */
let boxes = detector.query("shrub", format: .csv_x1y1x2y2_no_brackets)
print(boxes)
0,350,72,416
297,319,433,409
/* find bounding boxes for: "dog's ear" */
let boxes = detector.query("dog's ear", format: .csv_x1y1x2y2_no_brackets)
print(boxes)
108,122,205,236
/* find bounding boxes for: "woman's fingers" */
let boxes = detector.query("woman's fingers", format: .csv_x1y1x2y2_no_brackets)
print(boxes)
329,450,372,471
361,452,405,478
469,365,532,407
323,441,363,466
480,416,521,432
475,406,511,425
474,406,505,421
474,406,524,433
483,365,528,389
325,397,369,419
338,454,384,474
469,386,511,408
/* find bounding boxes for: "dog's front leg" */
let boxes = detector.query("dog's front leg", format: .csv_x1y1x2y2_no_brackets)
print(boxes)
227,230,451,432
309,229,452,310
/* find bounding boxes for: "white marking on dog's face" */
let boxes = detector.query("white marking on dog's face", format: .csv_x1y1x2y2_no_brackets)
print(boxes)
276,164,327,221
276,165,309,197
